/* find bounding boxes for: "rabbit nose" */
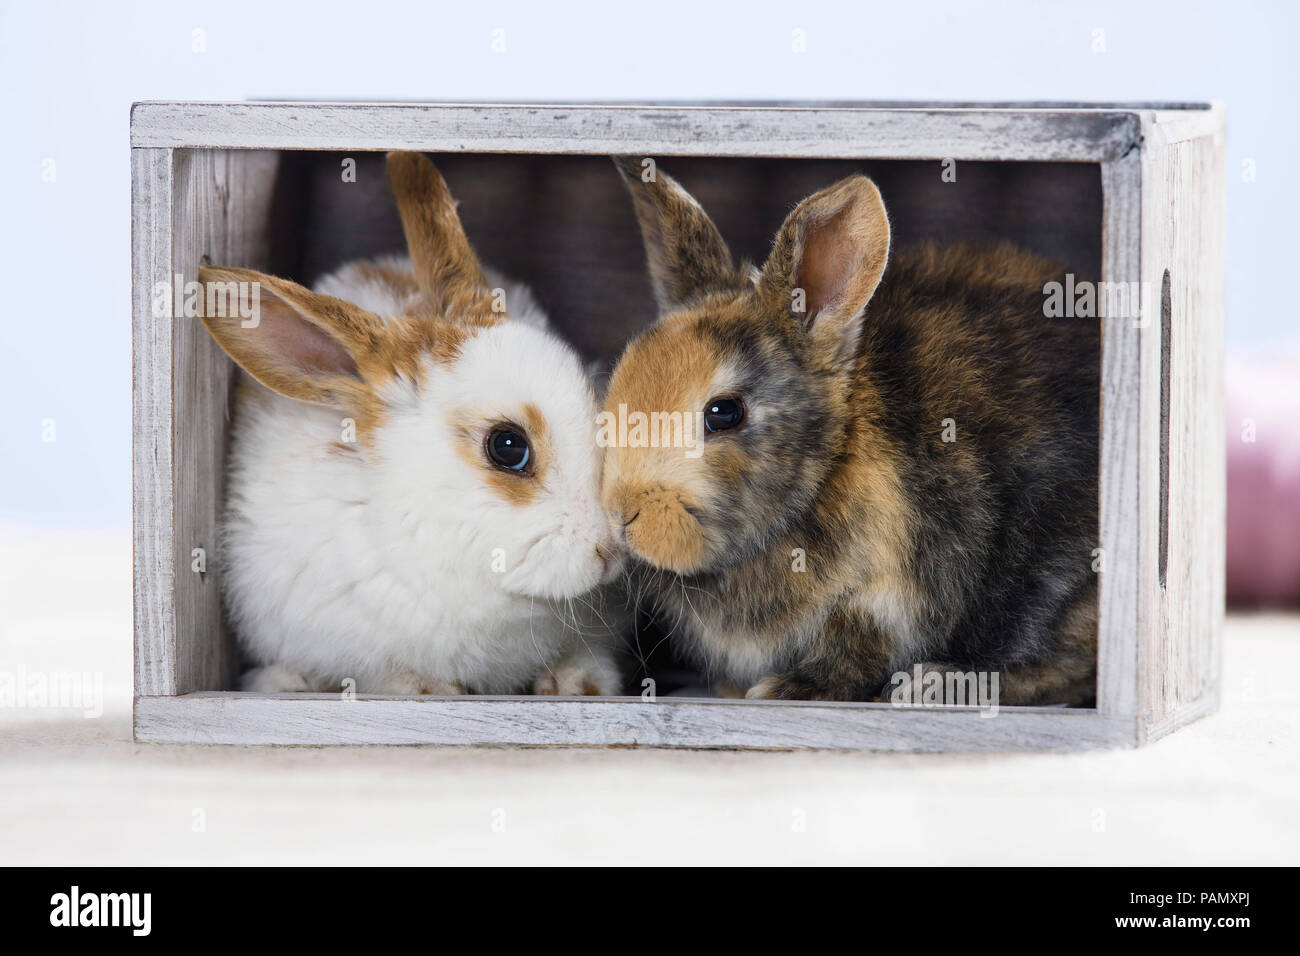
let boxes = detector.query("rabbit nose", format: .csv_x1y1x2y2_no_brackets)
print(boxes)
594,540,624,580
606,487,643,531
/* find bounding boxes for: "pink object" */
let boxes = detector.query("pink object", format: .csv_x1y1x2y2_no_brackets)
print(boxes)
1225,348,1300,607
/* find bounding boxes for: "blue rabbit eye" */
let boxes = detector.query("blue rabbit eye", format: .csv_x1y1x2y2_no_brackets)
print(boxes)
486,427,531,472
704,397,746,433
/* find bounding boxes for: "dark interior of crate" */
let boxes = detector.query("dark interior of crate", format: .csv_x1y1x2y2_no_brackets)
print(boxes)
225,151,1103,696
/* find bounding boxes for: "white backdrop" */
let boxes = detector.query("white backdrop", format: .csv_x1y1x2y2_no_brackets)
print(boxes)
2,0,1293,529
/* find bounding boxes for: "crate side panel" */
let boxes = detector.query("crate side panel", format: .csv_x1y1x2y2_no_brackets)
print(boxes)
132,148,177,696
1096,151,1150,724
170,149,280,694
1141,122,1226,737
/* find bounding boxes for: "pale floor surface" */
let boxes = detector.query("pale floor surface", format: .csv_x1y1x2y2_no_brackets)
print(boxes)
2,528,1297,865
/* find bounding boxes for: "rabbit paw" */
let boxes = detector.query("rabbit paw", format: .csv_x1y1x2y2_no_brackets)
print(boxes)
380,672,467,695
241,664,314,693
745,672,850,701
745,674,814,700
533,657,620,696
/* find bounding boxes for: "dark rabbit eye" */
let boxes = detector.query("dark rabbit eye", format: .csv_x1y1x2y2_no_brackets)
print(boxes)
704,397,746,433
486,426,531,473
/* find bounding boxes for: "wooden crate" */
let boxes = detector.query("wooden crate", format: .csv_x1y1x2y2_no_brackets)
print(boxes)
131,102,1225,749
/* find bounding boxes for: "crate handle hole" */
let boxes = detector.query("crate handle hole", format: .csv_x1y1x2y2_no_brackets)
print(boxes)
1158,268,1171,590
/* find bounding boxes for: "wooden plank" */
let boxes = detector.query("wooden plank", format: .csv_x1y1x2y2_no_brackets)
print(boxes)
1139,106,1226,740
132,148,176,697
632,100,1212,111
134,694,1136,751
169,149,280,694
1095,149,1146,726
129,102,1141,162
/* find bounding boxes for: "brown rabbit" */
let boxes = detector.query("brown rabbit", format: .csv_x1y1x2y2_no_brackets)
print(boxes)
601,158,1099,705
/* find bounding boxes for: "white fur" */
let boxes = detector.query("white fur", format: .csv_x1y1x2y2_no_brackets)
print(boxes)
221,257,624,695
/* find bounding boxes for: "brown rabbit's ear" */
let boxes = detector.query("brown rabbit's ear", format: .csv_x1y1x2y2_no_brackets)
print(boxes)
613,156,739,312
197,266,383,407
758,175,891,369
386,151,489,313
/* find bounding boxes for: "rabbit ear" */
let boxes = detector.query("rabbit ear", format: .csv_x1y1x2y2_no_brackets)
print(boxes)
613,156,739,312
197,266,383,407
387,151,491,313
759,175,891,369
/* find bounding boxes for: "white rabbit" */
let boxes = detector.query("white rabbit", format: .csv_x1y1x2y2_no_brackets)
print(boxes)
197,151,624,696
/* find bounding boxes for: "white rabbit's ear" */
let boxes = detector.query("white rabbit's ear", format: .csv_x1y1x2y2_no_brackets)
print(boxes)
387,151,492,315
758,175,891,369
612,156,740,313
197,266,383,408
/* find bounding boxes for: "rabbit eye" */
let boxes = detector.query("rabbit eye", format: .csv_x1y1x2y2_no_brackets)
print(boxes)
485,426,532,473
703,397,746,434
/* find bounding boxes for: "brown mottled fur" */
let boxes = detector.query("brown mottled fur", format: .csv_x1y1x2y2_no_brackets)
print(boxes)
604,160,1099,706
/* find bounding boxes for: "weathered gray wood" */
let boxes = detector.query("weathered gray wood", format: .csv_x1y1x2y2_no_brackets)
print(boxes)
1096,151,1146,721
132,148,176,696
169,149,279,694
1139,106,1226,741
134,694,1137,750
130,102,1141,162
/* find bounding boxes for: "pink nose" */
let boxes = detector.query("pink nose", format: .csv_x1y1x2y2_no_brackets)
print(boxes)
594,541,623,580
